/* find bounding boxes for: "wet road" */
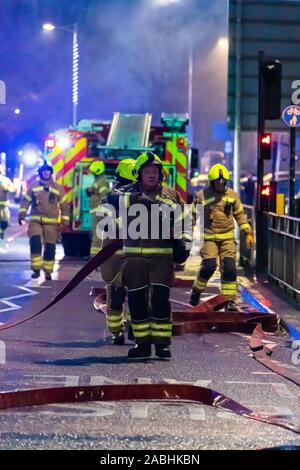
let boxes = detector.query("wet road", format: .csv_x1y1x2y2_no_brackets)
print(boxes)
0,216,300,450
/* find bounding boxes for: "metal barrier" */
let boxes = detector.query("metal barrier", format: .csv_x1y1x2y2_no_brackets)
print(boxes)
239,205,256,267
268,213,300,295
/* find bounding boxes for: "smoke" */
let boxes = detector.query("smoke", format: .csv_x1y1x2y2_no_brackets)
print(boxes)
0,0,228,158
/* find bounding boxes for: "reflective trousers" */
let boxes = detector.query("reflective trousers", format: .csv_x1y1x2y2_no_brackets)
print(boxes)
122,256,174,345
193,240,238,300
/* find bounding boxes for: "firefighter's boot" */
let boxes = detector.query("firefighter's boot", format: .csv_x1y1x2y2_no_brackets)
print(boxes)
112,331,125,345
155,344,171,359
45,272,52,281
189,289,201,306
31,270,40,279
128,344,152,358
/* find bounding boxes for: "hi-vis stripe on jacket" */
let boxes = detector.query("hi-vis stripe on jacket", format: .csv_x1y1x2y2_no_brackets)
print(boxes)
193,186,252,241
18,178,70,224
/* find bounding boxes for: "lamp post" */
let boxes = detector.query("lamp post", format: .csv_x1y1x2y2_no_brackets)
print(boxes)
43,22,79,127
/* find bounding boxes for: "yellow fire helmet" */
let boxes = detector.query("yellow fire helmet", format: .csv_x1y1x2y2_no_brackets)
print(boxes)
115,159,136,183
208,164,230,182
133,151,163,180
89,160,105,176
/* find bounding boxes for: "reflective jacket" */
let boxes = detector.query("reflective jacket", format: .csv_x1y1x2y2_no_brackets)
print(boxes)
96,182,126,256
194,186,252,241
0,176,13,205
0,176,13,221
19,178,70,224
89,175,109,214
110,182,191,257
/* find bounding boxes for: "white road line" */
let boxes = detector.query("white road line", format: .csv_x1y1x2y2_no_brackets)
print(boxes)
129,403,150,419
252,371,276,375
89,376,124,385
271,383,300,400
0,285,38,313
135,377,152,384
22,375,79,387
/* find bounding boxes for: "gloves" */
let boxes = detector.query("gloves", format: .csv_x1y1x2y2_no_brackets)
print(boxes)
18,214,25,226
245,233,254,249
173,239,190,264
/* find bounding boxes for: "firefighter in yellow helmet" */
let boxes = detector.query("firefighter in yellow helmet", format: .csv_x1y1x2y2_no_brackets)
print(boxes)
97,158,136,345
190,163,254,311
110,151,191,358
87,160,109,257
0,164,14,239
18,162,70,280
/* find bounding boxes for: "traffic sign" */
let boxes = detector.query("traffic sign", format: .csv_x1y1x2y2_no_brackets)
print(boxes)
281,105,300,128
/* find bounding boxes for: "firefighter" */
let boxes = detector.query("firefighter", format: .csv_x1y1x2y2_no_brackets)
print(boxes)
190,163,254,311
98,158,136,345
0,164,14,239
87,161,109,257
112,151,190,359
18,162,70,280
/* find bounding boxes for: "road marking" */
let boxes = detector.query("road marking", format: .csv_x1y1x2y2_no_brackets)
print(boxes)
129,403,150,419
24,279,46,288
163,378,212,387
0,286,38,313
271,383,299,400
22,375,79,387
226,380,288,385
135,377,152,384
37,403,116,418
252,371,276,375
90,376,124,385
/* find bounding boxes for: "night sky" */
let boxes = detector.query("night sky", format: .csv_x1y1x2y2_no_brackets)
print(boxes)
0,0,228,172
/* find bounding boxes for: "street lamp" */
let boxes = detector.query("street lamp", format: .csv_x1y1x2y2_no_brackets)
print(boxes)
218,37,229,49
42,22,79,127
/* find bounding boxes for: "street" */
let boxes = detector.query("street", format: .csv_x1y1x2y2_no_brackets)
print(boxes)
0,212,300,450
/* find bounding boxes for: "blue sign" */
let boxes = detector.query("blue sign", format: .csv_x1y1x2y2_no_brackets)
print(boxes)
282,105,300,128
212,121,233,141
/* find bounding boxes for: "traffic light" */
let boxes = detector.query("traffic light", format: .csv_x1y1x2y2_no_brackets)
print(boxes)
258,181,277,212
258,184,271,211
260,133,272,160
261,60,282,120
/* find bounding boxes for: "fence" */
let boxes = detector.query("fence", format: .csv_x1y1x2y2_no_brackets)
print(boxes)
268,213,300,295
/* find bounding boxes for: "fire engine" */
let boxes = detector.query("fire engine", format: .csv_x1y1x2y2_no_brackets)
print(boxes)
44,113,198,256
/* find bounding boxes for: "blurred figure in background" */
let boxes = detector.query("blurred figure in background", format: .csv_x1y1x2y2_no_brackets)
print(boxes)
0,164,14,239
87,161,109,257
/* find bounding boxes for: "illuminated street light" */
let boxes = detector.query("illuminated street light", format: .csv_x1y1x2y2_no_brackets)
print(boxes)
20,144,42,168
14,108,21,115
218,37,229,48
42,23,55,31
42,22,79,127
